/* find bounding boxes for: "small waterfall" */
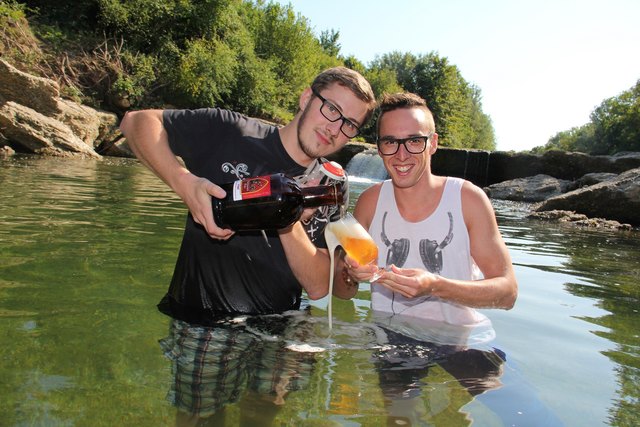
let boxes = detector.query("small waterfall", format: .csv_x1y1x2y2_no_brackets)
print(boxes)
346,149,388,181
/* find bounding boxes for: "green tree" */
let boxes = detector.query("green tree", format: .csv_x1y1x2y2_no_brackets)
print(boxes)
534,80,639,155
532,124,595,154
368,51,495,150
171,37,237,108
468,85,495,150
319,29,341,57
369,51,417,91
590,80,640,154
250,2,338,116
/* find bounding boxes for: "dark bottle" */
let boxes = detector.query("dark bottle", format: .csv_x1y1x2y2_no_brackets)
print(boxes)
212,173,344,230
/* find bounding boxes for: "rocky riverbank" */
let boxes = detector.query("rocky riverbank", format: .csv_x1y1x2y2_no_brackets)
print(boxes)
2,58,639,230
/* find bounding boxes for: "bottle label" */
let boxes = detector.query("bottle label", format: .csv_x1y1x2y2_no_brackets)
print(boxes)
232,175,271,201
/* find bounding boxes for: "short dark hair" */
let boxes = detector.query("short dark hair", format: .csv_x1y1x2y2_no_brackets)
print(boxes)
377,92,435,136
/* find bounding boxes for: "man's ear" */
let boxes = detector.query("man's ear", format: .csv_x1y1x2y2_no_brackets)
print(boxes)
299,87,313,111
429,133,439,154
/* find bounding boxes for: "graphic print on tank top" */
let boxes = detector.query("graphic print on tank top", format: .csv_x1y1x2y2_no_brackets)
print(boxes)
380,210,455,274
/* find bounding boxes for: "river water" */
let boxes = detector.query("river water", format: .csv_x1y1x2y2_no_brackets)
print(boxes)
1,155,638,426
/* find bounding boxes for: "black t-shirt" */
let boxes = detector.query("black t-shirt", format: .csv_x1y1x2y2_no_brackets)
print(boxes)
158,108,330,325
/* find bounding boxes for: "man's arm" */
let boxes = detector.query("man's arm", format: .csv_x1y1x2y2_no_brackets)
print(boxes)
278,223,359,300
460,182,518,308
278,183,385,301
119,110,233,240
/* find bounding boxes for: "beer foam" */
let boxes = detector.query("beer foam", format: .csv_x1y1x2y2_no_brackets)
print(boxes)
285,343,326,353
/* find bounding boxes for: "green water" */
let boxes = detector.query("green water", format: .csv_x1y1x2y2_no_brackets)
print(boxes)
1,155,638,426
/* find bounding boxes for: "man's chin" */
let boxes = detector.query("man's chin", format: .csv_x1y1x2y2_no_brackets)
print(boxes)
301,141,334,160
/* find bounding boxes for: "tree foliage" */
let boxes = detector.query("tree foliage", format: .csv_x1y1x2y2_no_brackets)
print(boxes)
590,81,640,154
533,80,640,155
368,52,495,150
10,0,496,149
319,29,340,58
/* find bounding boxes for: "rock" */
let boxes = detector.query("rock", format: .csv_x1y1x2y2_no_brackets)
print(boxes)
534,167,640,226
484,174,575,202
576,172,618,187
0,59,125,157
55,98,102,146
0,101,100,158
95,111,122,149
527,210,633,231
0,59,60,115
96,136,134,157
1,145,16,157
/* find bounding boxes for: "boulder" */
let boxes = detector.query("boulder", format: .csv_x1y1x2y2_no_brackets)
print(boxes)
527,210,633,231
96,136,134,158
534,167,640,226
1,145,16,157
576,172,618,187
0,101,100,158
55,98,103,146
0,59,122,157
0,58,60,115
484,174,575,202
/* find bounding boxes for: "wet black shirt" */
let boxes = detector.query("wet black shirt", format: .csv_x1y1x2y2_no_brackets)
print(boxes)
158,108,312,325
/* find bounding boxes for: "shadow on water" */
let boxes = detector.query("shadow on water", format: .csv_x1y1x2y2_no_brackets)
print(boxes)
1,155,638,426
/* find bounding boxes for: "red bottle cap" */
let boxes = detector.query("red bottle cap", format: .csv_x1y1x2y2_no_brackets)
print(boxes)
321,161,346,181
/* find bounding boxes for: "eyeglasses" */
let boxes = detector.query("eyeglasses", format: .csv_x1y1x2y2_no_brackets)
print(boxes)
376,134,433,156
312,89,360,138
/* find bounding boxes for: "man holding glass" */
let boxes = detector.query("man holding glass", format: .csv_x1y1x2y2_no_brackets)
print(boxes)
345,92,518,425
347,92,517,319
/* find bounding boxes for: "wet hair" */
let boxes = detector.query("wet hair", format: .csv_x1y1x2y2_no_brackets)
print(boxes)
376,92,436,136
311,66,377,125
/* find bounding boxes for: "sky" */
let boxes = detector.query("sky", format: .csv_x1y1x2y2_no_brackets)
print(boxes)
274,0,640,152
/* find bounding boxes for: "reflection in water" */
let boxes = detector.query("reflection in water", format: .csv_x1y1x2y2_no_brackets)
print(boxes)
160,313,319,426
1,156,639,426
370,313,505,426
157,303,560,426
493,200,639,426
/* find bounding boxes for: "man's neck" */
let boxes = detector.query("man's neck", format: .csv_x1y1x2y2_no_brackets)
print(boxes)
278,119,314,168
393,173,446,222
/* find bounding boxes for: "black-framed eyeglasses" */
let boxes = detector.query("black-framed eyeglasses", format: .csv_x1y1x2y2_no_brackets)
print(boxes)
312,89,360,138
376,134,433,156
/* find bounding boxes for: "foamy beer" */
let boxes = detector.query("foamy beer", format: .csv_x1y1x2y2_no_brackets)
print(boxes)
326,213,378,266
324,213,380,329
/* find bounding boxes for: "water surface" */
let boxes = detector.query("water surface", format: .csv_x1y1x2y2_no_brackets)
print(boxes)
1,156,638,426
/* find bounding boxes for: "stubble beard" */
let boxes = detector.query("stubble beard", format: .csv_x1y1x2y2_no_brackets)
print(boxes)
296,105,334,160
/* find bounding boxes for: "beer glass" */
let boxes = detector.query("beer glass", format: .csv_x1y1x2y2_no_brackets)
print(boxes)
325,212,379,266
325,213,381,329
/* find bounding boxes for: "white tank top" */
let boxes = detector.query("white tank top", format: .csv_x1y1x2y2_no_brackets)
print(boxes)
369,178,490,326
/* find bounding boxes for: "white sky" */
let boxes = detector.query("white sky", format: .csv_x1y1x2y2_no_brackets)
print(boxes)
274,0,640,152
